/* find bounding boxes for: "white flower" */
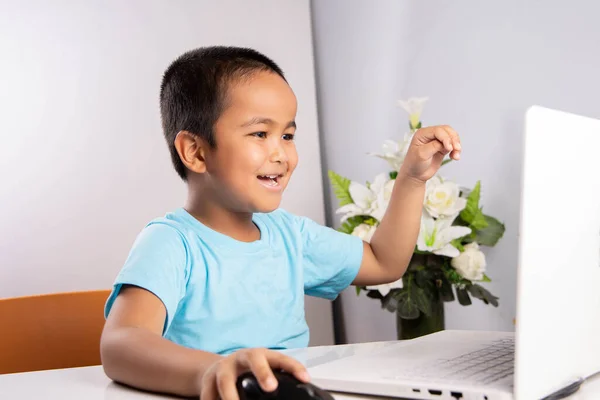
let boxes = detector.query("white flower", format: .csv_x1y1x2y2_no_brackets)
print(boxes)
451,242,487,281
351,223,377,243
376,179,396,217
397,97,429,129
424,176,468,218
336,173,394,222
416,214,471,258
367,131,414,170
366,278,403,297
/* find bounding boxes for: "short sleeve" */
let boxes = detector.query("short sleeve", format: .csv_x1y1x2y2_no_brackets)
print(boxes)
104,222,189,334
297,216,363,300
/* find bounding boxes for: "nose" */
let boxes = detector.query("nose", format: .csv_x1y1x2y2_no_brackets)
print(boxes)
269,140,289,164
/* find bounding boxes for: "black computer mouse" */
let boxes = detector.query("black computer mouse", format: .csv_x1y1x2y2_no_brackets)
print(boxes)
236,370,334,400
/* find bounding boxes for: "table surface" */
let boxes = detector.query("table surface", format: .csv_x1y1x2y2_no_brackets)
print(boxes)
1,340,598,399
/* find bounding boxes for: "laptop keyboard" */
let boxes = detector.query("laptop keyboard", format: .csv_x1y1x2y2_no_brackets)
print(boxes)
390,338,515,386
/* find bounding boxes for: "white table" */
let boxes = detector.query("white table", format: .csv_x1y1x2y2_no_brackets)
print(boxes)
1,341,599,399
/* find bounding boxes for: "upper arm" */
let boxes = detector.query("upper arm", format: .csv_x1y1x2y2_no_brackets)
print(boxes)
103,222,189,335
351,241,397,286
103,285,166,335
295,214,363,299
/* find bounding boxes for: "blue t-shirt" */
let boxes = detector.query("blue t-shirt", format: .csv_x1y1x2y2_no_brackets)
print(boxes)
104,207,363,355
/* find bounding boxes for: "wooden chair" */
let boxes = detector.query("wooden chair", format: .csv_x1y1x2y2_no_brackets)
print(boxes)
0,290,110,374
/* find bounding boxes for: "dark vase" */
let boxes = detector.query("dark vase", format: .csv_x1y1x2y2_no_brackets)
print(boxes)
396,294,445,340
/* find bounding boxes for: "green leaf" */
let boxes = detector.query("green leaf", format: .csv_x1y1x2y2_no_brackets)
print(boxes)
338,216,365,234
410,121,422,130
413,286,432,316
363,217,378,226
459,181,489,231
471,212,489,230
328,170,353,206
444,267,466,286
413,247,432,255
382,292,399,312
453,215,470,227
482,274,492,283
438,275,455,302
367,290,384,300
355,286,361,295
460,181,482,224
396,291,420,319
389,171,398,180
414,269,434,291
468,284,499,307
456,288,472,306
451,239,465,252
441,159,453,166
474,215,506,247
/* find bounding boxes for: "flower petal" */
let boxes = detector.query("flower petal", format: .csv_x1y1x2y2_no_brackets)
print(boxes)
365,284,391,296
437,225,472,244
416,216,435,251
389,278,404,289
396,97,429,115
348,182,373,209
336,203,362,215
381,139,399,154
369,173,389,193
450,197,468,214
370,206,386,222
335,204,363,222
434,244,460,258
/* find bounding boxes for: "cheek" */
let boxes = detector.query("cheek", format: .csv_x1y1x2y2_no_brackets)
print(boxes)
288,146,299,172
219,142,268,171
245,145,269,167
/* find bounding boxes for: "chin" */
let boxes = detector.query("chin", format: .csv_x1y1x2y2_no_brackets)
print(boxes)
251,198,282,213
254,203,280,214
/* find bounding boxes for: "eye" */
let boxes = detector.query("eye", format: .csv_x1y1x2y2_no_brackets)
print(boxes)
282,133,295,141
251,131,267,139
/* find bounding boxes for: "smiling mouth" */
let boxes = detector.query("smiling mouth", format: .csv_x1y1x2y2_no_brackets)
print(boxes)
257,174,283,187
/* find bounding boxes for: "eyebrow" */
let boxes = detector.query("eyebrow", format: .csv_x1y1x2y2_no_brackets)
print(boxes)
241,117,296,130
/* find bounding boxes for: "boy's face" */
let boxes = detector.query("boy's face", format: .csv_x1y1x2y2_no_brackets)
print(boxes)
204,71,299,213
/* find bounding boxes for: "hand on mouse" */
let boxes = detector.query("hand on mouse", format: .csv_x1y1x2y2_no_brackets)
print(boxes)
199,348,310,400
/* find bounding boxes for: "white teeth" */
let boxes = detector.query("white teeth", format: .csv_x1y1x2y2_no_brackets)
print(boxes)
258,175,279,187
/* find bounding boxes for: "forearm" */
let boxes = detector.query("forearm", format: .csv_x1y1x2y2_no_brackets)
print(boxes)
370,172,426,279
101,326,222,397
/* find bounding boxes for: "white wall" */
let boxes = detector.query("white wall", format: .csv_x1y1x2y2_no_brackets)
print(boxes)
0,0,335,346
312,0,600,343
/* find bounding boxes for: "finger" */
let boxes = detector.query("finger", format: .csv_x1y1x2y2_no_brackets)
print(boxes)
265,352,311,383
200,374,219,400
418,138,447,161
441,126,461,160
442,125,461,151
429,126,453,153
444,126,462,160
242,351,279,393
215,367,240,400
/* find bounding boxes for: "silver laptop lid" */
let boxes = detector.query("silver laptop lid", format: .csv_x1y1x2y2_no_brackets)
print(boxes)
514,106,600,399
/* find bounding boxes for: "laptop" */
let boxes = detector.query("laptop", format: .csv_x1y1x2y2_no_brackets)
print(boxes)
307,106,600,400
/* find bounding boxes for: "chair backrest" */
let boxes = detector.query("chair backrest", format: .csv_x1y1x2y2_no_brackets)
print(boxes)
0,290,110,374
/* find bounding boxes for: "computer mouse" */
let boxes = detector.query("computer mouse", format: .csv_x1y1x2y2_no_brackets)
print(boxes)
236,370,334,400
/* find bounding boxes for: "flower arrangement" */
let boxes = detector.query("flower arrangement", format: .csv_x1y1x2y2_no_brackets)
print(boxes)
328,97,506,339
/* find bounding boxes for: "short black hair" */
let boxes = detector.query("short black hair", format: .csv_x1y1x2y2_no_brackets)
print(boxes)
159,46,286,180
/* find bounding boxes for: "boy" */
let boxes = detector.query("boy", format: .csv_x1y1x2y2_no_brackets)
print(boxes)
100,46,461,400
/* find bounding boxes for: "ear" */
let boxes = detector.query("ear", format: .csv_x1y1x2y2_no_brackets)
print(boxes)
174,131,208,174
